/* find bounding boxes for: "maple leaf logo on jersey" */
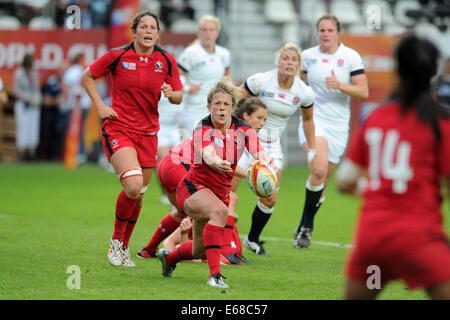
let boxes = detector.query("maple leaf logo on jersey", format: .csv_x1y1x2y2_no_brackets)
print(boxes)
155,60,164,72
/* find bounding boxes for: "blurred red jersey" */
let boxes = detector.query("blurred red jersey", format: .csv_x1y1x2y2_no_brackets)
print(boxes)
89,43,182,135
186,115,263,197
346,101,450,224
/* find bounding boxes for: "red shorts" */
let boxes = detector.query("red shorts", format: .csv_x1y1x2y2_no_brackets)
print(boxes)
346,218,450,290
176,178,230,215
156,155,190,194
101,122,158,168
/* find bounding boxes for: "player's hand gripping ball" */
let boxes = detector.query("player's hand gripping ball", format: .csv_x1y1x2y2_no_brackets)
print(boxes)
246,160,279,198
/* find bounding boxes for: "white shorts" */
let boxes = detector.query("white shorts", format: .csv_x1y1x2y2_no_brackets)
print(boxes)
298,117,349,164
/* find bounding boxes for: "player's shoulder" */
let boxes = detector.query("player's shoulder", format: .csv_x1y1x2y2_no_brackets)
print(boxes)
194,115,214,132
108,43,134,56
248,69,276,81
363,100,399,125
154,45,177,61
233,116,252,130
302,45,320,57
184,41,202,54
215,44,230,56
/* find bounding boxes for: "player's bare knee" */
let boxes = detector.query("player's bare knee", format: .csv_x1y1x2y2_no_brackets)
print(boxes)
123,180,143,199
311,165,327,182
118,168,144,198
260,196,276,208
171,210,185,222
211,206,228,223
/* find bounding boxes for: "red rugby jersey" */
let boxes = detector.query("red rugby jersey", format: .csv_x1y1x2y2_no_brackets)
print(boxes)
346,101,450,224
89,43,182,135
186,115,263,197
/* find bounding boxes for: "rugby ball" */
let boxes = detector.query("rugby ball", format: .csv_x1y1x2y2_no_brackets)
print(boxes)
246,160,279,198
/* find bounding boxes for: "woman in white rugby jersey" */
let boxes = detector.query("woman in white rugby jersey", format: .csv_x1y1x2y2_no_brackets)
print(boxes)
294,14,369,249
177,15,231,135
239,42,316,256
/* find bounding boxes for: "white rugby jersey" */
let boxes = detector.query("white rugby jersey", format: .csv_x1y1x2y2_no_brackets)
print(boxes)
178,41,231,111
245,69,314,143
302,43,365,125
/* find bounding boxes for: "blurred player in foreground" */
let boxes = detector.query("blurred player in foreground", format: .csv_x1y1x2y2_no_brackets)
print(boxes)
336,34,450,300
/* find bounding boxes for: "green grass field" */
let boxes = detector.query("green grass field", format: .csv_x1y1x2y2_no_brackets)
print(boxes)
0,162,448,300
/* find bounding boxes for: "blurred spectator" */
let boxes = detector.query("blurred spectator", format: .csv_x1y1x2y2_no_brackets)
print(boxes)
0,76,8,106
13,53,42,161
61,53,91,164
89,0,111,27
55,0,69,28
160,0,194,29
41,71,65,161
15,0,49,25
436,56,450,108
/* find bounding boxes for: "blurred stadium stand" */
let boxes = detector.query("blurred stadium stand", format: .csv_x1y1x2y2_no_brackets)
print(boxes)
0,0,449,165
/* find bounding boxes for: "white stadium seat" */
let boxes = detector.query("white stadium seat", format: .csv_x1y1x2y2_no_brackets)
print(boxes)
170,18,198,34
348,22,376,35
264,0,297,24
383,23,407,35
0,16,21,29
414,21,444,52
330,0,362,26
299,0,327,26
28,16,55,30
394,0,422,27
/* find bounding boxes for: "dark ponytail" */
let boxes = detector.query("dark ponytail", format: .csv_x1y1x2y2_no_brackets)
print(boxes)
394,34,450,141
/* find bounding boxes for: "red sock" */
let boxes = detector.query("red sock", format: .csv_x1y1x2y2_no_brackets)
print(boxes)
203,223,224,277
145,213,180,253
112,190,138,240
166,240,194,266
232,222,242,256
123,203,142,248
221,215,235,257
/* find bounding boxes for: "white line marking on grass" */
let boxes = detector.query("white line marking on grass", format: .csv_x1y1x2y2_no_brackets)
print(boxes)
241,235,353,249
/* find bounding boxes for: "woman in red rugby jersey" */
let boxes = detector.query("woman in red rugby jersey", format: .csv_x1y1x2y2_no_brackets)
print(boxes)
157,80,273,288
336,34,450,299
137,98,268,267
81,11,183,267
